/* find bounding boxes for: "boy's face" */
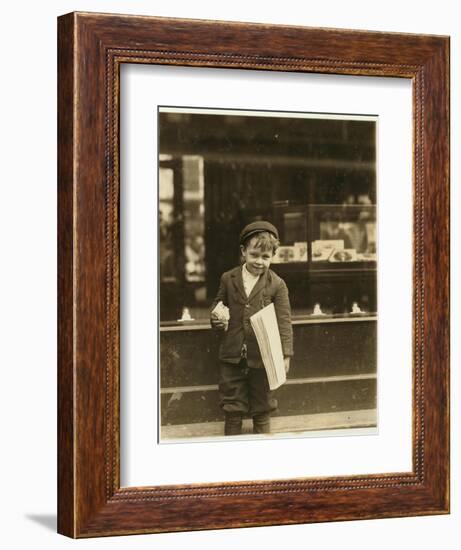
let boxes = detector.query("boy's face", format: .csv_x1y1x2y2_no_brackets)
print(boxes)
240,239,274,276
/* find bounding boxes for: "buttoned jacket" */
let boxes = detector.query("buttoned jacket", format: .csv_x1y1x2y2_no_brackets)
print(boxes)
211,265,293,367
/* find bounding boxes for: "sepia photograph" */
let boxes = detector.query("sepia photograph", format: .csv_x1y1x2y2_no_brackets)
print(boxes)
158,107,378,443
54,9,450,537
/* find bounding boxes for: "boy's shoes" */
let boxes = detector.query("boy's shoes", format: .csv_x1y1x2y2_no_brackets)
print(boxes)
224,413,272,435
253,413,271,434
224,413,243,436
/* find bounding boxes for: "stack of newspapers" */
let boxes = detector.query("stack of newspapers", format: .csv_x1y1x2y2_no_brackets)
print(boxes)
250,303,286,390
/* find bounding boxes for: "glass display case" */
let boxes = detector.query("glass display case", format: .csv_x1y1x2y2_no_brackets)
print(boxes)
270,203,377,317
272,203,376,264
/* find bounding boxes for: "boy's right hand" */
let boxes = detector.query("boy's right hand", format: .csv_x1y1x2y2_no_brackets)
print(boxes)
211,313,228,331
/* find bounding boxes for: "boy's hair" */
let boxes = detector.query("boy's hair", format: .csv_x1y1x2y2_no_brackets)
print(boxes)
242,231,280,254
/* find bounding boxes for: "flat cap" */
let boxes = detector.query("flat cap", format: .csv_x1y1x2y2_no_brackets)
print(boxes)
239,221,279,244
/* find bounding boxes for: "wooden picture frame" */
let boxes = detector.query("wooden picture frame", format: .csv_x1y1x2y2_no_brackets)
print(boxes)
57,12,450,537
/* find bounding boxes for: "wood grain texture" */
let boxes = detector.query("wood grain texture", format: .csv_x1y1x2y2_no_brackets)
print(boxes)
57,11,450,538
57,13,75,538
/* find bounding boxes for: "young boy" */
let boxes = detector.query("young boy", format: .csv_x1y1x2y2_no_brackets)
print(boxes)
210,221,293,436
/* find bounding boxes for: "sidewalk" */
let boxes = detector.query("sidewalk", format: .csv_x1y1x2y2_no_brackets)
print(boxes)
160,408,377,441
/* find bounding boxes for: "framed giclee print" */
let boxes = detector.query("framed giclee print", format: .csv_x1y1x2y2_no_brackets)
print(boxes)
57,12,450,537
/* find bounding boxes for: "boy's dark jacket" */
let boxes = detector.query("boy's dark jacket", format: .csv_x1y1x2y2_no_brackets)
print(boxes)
211,266,293,367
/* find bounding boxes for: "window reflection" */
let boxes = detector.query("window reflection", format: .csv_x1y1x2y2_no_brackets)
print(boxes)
158,109,377,322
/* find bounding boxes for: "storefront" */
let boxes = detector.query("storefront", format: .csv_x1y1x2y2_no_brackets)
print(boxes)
158,108,377,439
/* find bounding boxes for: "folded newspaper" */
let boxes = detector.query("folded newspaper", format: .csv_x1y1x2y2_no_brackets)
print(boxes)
250,303,286,390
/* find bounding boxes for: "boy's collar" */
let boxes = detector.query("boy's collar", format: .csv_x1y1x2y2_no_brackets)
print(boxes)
242,263,260,279
230,265,271,302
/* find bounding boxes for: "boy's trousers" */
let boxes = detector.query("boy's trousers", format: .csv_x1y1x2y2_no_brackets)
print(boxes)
218,359,278,416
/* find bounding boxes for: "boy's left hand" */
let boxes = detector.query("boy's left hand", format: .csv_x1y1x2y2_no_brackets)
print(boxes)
284,357,290,374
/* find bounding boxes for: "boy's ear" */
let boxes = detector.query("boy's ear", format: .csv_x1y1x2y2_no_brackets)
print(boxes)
240,244,245,255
